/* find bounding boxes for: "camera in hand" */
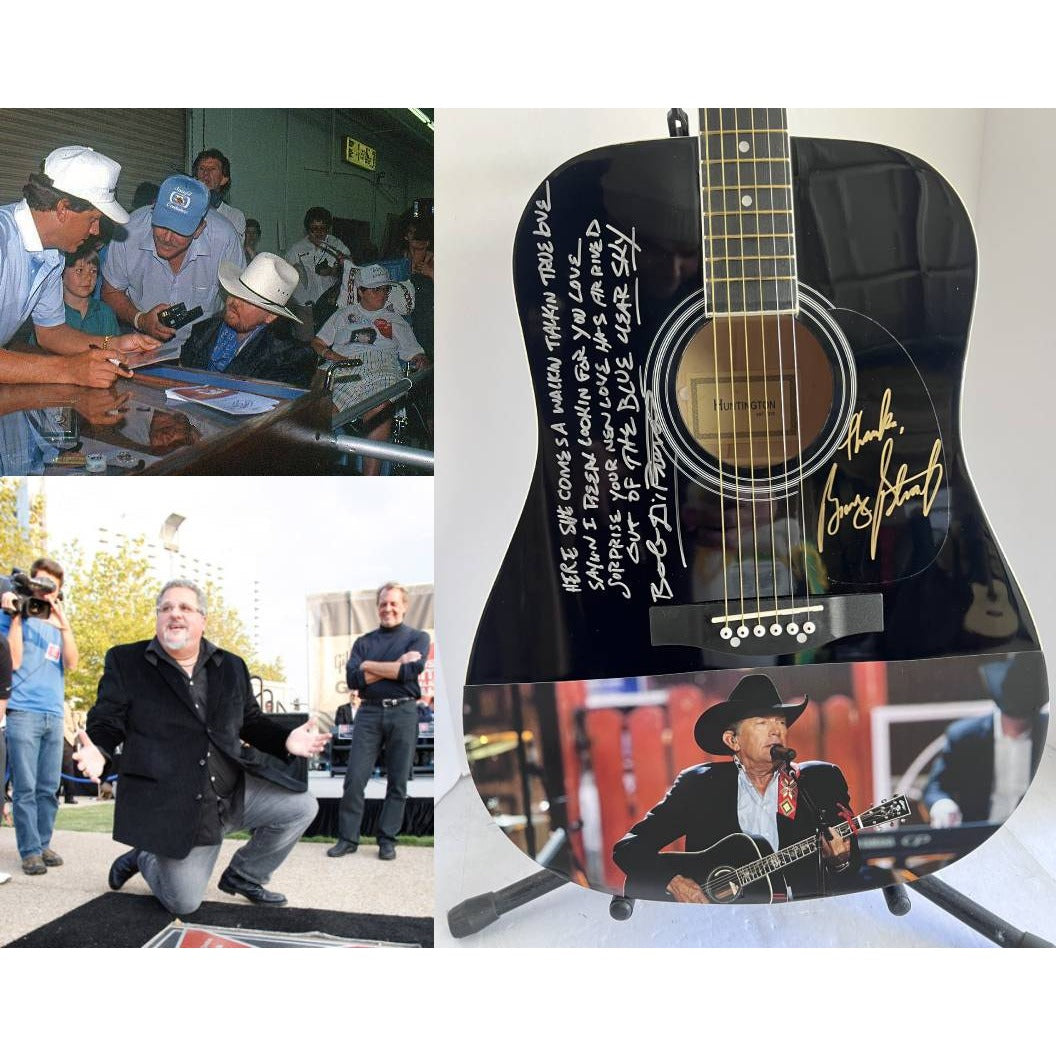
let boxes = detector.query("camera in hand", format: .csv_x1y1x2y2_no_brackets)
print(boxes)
0,569,59,620
157,302,204,329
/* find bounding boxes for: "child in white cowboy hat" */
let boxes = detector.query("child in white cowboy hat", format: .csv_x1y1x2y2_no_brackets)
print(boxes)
311,263,427,475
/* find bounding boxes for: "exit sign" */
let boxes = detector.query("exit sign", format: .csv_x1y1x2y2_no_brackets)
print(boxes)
343,137,377,171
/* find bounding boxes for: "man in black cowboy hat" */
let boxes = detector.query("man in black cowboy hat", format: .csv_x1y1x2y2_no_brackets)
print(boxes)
924,652,1048,827
613,673,860,903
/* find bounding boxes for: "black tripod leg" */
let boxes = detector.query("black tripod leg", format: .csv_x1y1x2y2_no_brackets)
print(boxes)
448,868,568,938
882,883,912,916
912,875,1054,947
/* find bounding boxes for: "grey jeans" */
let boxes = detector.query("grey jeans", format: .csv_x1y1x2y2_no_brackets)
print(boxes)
138,773,318,915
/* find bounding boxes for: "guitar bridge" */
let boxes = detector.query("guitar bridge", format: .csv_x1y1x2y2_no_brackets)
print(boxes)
649,594,884,656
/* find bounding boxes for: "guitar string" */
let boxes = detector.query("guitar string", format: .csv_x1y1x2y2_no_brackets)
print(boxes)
717,108,747,632
772,107,798,622
696,804,902,901
783,115,811,618
699,823,838,900
733,107,764,632
750,106,782,628
701,111,730,624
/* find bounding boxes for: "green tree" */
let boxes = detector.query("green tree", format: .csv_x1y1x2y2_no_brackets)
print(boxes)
0,479,49,575
254,656,287,682
62,538,159,707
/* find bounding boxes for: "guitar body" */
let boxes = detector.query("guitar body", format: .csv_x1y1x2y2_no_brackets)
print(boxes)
463,116,1048,906
657,832,778,905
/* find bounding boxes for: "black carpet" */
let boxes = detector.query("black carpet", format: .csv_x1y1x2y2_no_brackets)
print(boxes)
6,892,433,948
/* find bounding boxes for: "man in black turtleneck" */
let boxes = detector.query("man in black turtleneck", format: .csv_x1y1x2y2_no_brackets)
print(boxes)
328,582,430,861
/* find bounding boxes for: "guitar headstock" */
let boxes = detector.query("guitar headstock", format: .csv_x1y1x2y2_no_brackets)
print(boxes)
859,795,912,829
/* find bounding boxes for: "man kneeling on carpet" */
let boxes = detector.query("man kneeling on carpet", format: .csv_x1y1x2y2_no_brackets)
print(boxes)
73,579,330,914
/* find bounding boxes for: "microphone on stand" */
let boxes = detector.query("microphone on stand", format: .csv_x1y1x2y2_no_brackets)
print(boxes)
770,745,797,771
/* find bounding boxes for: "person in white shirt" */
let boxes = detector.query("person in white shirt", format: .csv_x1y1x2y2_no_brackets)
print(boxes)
1,146,157,389
312,263,425,476
192,148,246,243
284,206,351,338
925,652,1048,827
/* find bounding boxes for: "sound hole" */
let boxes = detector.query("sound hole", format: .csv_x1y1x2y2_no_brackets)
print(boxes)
673,316,835,471
705,867,741,903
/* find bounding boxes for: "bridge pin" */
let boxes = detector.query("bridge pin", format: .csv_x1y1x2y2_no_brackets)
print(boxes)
786,623,799,635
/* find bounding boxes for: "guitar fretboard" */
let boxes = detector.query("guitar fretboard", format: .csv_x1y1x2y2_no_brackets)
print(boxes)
733,795,910,887
698,107,796,317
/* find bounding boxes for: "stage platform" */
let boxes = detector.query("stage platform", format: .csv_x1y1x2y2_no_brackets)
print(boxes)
306,771,434,839
308,772,434,800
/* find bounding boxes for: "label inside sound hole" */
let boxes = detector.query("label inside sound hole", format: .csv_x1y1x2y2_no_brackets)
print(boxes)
684,372,799,464
673,315,834,470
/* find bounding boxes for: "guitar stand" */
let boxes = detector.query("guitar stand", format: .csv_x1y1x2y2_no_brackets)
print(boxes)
448,871,1054,945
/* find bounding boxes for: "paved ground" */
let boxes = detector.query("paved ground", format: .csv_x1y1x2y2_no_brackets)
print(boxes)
0,818,434,947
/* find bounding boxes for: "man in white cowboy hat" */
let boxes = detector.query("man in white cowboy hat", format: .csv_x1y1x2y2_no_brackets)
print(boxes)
102,173,244,348
0,146,159,389
177,252,319,387
613,673,859,903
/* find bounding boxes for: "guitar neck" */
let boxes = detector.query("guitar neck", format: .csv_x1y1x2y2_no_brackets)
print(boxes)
734,809,866,888
698,107,797,317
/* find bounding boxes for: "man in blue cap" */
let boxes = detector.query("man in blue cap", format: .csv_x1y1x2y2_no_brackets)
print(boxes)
102,174,244,350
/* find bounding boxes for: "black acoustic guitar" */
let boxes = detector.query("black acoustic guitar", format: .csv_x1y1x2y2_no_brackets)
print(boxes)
641,794,911,904
462,109,1048,907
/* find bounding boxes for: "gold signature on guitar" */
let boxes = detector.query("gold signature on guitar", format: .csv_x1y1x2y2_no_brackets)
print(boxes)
817,389,944,559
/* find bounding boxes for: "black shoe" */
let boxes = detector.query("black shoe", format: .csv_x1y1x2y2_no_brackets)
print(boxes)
108,848,141,891
378,842,396,861
327,839,358,858
217,867,288,906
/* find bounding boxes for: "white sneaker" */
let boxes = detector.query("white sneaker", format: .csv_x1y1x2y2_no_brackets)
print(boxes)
0,871,11,885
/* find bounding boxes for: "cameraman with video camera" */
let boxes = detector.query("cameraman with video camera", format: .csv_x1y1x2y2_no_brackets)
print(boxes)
0,559,78,877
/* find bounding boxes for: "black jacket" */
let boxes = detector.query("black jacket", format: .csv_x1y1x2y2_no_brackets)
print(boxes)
178,315,319,388
613,760,863,902
87,639,298,859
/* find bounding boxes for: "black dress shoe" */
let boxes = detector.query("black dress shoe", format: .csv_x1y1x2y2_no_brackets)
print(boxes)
327,839,358,858
108,848,141,891
378,842,396,861
217,867,288,905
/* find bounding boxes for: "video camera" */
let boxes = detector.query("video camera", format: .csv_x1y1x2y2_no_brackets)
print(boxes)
157,302,204,330
0,569,60,620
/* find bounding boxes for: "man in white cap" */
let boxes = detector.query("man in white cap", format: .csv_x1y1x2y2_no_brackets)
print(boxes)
177,253,318,386
0,146,159,388
102,173,244,349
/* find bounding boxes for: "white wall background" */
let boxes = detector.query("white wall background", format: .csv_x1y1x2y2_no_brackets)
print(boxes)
433,110,1056,946
435,108,1056,788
